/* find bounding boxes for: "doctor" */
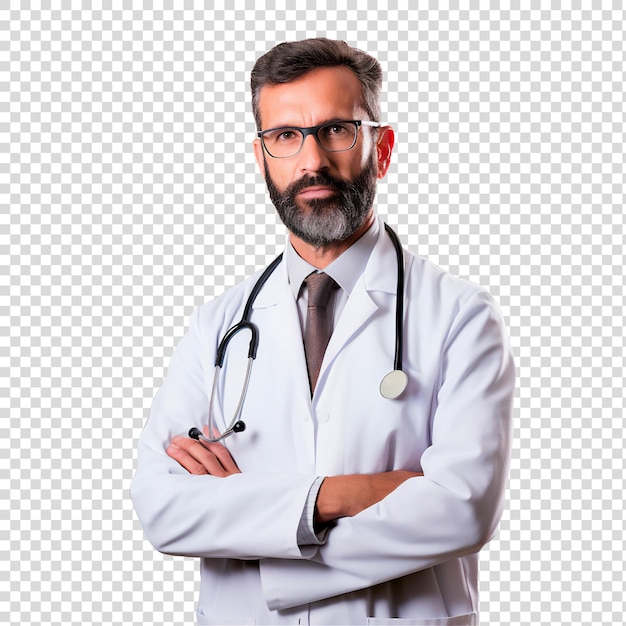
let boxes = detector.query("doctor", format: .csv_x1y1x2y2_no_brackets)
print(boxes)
131,38,515,625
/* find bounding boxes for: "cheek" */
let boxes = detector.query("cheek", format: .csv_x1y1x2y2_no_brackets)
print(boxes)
265,163,293,189
332,145,369,179
348,144,375,176
356,132,376,166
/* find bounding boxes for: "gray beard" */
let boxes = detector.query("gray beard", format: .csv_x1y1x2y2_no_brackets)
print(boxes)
264,155,378,248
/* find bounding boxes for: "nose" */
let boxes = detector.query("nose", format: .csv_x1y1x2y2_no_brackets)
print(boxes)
297,133,330,173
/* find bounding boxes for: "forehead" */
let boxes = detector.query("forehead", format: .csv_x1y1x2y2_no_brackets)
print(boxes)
257,66,366,129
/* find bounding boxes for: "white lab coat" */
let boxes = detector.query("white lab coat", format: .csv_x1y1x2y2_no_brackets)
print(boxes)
131,217,515,626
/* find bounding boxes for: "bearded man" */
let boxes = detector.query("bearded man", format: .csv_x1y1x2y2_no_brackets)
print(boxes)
132,38,515,626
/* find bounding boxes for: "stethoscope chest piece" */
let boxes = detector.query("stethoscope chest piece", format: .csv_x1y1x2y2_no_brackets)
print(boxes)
379,369,408,400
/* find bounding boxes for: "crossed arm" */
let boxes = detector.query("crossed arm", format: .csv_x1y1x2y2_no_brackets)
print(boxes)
167,435,421,524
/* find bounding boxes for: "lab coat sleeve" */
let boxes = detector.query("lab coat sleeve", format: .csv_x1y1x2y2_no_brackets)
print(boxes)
260,289,515,610
130,306,318,561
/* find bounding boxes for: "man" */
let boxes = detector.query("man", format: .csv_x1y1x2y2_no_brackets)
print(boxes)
131,38,514,625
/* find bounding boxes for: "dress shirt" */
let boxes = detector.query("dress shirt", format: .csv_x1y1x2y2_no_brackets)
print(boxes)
286,217,380,333
288,217,379,546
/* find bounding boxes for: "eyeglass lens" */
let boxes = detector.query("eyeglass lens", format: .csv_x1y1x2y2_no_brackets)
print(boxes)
262,121,358,158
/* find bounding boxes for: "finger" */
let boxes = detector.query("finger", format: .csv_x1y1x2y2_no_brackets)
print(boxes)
200,426,242,474
166,444,208,475
200,440,241,474
170,436,233,477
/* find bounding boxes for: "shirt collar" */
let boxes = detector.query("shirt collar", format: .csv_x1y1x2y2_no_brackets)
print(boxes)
285,217,380,299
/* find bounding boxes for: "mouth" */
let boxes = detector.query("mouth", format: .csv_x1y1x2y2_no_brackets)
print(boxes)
296,186,338,200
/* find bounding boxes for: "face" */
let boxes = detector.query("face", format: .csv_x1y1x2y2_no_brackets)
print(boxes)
253,66,394,248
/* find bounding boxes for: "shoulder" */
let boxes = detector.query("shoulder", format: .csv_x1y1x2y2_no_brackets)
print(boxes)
372,220,491,311
406,250,489,308
189,266,271,337
192,255,288,333
404,249,508,344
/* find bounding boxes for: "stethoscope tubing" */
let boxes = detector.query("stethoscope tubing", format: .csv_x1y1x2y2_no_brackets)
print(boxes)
190,224,406,443
385,223,405,372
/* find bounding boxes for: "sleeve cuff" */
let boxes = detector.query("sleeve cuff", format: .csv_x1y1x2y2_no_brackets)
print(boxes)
296,476,328,546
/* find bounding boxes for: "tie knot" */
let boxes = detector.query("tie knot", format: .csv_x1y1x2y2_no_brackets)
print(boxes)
305,272,337,309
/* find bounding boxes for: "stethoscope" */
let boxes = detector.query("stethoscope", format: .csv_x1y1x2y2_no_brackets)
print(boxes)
189,223,408,444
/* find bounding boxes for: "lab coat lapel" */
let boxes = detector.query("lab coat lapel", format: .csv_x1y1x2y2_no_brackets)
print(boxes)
251,258,312,408
317,219,399,389
220,261,316,473
320,282,377,376
248,221,401,404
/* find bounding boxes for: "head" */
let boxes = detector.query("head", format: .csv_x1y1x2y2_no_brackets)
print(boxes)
251,39,394,250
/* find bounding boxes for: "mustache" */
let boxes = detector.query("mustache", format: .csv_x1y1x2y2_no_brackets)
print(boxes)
287,173,351,196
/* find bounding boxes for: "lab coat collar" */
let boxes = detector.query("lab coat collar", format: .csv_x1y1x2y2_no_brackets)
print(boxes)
247,216,405,401
318,219,401,381
284,217,380,299
361,215,402,296
252,215,399,311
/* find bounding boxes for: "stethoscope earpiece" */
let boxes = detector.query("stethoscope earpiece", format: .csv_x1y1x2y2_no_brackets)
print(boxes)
188,427,202,441
188,422,246,444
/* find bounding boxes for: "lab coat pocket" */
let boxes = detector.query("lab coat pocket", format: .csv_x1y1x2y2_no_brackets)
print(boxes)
197,608,255,625
367,613,477,626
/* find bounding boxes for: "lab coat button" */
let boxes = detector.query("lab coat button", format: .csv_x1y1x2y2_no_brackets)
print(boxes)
317,410,330,423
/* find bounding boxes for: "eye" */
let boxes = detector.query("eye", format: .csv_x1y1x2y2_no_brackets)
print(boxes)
277,130,298,142
262,128,302,147
322,123,350,137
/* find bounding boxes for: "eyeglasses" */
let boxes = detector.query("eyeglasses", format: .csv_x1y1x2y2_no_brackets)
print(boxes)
257,119,381,159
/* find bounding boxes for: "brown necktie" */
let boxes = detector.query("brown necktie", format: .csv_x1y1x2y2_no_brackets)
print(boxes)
303,272,338,393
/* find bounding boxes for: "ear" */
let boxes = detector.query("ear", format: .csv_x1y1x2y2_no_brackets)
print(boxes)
253,138,266,178
375,126,395,179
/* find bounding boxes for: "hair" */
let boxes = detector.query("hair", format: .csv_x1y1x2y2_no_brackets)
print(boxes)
250,38,383,130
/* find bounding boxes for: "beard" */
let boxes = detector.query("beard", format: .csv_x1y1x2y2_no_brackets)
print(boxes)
264,153,378,248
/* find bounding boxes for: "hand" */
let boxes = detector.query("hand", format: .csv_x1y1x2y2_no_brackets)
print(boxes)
315,470,422,524
166,432,241,477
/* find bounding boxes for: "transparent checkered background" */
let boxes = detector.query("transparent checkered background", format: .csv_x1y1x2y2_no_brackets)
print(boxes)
1,3,623,625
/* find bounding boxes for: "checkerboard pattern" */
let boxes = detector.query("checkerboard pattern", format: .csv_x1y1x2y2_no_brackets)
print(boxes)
2,5,624,625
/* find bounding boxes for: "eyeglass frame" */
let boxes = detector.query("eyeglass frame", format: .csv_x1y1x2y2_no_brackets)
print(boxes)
257,119,381,159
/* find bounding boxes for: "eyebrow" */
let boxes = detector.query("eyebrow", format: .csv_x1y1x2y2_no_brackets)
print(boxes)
260,118,355,132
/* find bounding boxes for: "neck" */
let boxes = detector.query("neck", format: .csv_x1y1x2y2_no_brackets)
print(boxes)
289,212,375,269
